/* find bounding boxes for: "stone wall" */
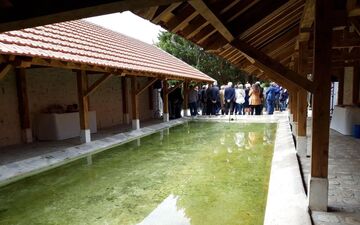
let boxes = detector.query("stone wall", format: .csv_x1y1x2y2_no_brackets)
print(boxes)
0,68,153,147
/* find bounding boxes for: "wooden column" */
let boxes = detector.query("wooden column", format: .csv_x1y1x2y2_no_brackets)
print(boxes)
292,91,298,122
337,72,344,105
183,81,189,116
309,0,332,211
148,84,154,110
77,70,90,143
162,80,169,122
297,41,308,137
121,77,130,124
16,68,32,143
353,66,359,104
131,77,140,129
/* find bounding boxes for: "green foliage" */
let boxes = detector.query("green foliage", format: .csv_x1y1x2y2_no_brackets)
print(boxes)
156,31,248,85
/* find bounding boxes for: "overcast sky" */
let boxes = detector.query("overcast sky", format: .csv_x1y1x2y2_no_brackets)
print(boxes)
85,11,165,45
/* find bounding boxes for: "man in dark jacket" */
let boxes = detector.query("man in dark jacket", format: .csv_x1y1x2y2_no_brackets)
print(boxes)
224,82,235,115
208,81,220,115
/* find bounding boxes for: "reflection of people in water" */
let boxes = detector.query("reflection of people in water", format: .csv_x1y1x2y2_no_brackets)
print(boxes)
263,125,275,144
234,132,245,148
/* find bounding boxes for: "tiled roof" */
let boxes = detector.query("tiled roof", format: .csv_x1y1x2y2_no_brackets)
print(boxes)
0,20,214,82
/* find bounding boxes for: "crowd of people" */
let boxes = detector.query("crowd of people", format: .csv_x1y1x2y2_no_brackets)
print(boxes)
187,81,289,117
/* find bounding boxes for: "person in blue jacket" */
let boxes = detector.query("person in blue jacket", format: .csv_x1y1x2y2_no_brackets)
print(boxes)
265,83,280,115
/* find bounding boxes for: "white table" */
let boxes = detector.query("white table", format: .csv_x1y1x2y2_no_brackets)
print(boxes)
330,106,360,135
35,111,97,140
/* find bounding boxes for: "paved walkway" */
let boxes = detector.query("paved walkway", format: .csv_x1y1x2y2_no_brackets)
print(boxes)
297,119,360,225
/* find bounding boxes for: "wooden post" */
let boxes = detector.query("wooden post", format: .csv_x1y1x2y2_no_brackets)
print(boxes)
308,0,332,211
131,77,140,130
121,77,130,124
292,91,298,119
183,81,189,116
296,41,309,155
337,72,344,105
353,66,359,104
148,80,154,111
163,80,169,122
16,68,32,143
77,70,90,143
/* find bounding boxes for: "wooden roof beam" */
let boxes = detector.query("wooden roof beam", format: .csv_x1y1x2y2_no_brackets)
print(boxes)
84,73,113,97
152,2,183,23
189,0,313,92
300,0,315,31
189,0,234,42
350,17,360,37
166,81,184,94
0,64,13,80
0,0,186,33
169,11,199,33
231,39,314,93
136,77,158,96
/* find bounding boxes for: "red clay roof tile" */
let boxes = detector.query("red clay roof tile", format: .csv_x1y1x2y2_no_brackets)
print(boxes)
0,20,214,82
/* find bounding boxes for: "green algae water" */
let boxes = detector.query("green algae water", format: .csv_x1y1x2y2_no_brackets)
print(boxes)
0,122,276,225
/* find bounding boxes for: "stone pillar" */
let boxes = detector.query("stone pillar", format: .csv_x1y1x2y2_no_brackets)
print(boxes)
163,113,169,122
308,177,328,211
132,119,140,130
80,129,91,143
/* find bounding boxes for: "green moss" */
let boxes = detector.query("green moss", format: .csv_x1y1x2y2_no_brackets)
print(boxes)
0,122,276,225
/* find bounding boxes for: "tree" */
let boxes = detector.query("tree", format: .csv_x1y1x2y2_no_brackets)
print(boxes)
156,31,248,85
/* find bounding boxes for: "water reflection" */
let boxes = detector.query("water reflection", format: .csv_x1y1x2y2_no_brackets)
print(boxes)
138,194,191,225
86,155,93,165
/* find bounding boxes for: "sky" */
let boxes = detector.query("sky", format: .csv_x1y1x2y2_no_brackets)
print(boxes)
85,11,165,45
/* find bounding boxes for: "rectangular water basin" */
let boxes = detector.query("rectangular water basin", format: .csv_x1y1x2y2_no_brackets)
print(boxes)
0,121,276,225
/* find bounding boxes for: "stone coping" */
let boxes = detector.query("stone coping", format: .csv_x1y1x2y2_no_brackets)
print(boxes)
0,113,312,224
263,115,312,225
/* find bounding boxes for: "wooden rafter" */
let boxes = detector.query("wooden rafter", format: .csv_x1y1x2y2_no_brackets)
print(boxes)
136,77,158,96
84,73,113,97
0,0,187,33
0,64,13,80
350,17,360,37
240,0,301,40
166,81,184,94
189,0,234,42
188,0,313,92
300,0,315,31
145,6,159,20
170,11,199,33
152,2,183,23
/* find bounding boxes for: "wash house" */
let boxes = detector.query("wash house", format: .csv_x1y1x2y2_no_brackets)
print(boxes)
0,19,214,146
0,0,360,221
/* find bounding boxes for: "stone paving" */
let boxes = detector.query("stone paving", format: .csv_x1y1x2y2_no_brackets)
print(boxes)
297,119,360,225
